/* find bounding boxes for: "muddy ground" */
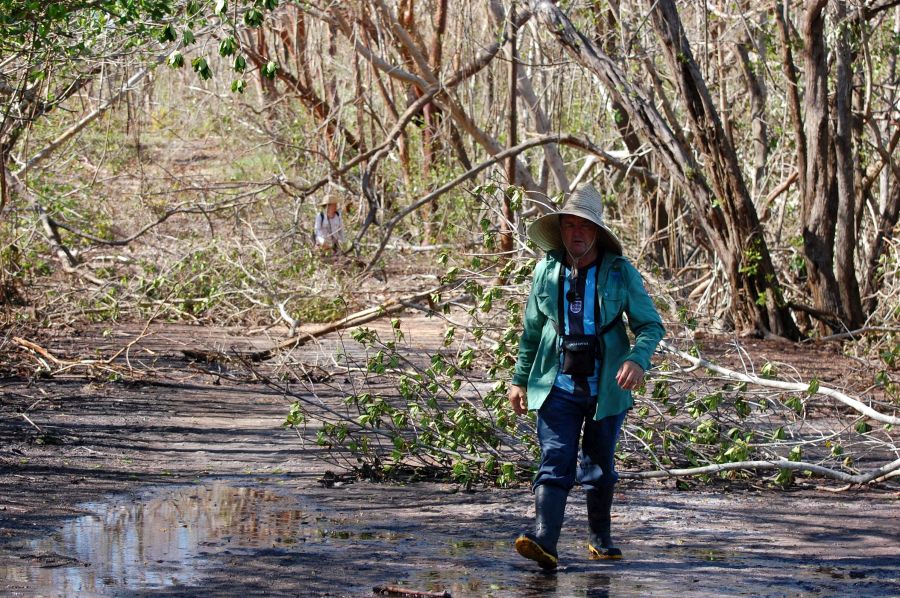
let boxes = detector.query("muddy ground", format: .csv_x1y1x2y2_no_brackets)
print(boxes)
1,317,898,597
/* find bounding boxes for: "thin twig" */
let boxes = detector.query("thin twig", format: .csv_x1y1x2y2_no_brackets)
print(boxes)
20,413,42,433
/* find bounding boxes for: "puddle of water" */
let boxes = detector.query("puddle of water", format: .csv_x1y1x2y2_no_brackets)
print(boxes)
666,545,737,563
1,483,326,593
410,564,617,598
6,482,895,598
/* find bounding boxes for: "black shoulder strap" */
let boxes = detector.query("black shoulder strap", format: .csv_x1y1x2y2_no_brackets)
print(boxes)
556,263,565,331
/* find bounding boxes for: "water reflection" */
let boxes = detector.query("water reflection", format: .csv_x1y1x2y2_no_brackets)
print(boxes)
2,483,311,593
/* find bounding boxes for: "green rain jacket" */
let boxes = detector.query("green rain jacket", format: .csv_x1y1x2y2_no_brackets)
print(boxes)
511,250,665,420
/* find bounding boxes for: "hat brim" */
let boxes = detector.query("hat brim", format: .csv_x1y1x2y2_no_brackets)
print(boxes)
527,212,623,255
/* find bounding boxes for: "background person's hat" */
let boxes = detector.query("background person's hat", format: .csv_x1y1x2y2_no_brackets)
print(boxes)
318,195,338,207
526,184,623,255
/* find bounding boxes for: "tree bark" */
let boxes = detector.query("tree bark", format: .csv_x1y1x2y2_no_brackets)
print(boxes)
490,0,568,195
832,1,865,329
368,0,542,196
735,23,767,203
501,2,518,256
800,1,847,332
774,3,807,196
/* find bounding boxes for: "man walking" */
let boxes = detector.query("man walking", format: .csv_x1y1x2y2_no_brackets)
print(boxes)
509,184,665,569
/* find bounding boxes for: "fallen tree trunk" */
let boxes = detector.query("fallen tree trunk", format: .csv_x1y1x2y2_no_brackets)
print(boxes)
659,340,900,426
246,284,452,361
621,456,900,485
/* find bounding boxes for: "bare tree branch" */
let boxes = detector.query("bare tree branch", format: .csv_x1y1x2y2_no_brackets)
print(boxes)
660,340,900,426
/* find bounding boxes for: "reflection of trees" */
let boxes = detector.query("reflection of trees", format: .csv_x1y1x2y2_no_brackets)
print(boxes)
22,484,312,592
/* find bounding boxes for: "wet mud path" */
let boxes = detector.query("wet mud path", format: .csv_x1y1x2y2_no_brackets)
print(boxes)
1,320,898,596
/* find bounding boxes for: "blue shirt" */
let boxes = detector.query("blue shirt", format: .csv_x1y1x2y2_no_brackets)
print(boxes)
554,263,600,395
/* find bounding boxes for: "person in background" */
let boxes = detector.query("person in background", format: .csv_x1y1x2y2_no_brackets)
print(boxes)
508,183,665,570
314,195,344,252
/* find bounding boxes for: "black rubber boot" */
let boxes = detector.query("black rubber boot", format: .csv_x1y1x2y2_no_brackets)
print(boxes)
515,484,568,570
587,485,623,559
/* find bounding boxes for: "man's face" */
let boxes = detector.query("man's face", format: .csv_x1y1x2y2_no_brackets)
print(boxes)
560,214,598,256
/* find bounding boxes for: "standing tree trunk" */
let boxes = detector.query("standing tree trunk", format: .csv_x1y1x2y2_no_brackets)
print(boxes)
799,2,860,332
489,0,568,196
735,18,768,203
832,1,864,329
501,2,518,256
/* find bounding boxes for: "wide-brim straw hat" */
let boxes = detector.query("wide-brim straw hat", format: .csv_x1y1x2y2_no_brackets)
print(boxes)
318,195,338,207
527,184,623,255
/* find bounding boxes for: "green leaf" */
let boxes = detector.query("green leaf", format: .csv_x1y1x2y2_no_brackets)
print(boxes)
182,29,195,45
233,55,247,73
283,402,305,427
442,327,456,347
159,23,176,43
785,395,804,414
191,56,212,80
219,36,237,57
231,79,246,93
775,468,794,488
459,348,475,369
215,0,227,15
806,378,820,394
166,50,184,69
47,3,68,20
244,8,264,27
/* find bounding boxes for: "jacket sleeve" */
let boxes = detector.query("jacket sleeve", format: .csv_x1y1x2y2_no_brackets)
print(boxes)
621,261,665,371
512,260,548,387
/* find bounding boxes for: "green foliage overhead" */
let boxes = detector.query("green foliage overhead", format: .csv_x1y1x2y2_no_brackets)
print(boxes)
1,0,280,96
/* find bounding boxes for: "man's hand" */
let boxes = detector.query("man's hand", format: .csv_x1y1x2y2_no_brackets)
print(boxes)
508,384,528,415
616,360,645,391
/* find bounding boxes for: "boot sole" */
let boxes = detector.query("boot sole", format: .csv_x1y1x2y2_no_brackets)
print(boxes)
589,543,623,560
515,535,558,570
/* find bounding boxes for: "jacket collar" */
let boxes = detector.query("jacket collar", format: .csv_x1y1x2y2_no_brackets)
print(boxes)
547,250,618,286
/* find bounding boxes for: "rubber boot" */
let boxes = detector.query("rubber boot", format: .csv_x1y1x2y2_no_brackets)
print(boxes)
515,484,568,570
587,485,622,559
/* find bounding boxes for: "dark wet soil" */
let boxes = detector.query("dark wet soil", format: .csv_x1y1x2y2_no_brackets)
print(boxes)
1,319,898,597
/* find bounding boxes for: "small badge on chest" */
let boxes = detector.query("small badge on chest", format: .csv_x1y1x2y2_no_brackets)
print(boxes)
569,298,583,315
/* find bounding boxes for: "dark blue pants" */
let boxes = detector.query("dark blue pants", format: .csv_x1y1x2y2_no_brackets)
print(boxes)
533,386,627,493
